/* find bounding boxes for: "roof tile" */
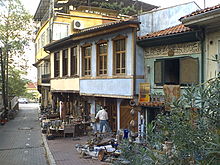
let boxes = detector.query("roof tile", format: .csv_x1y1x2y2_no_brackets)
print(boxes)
138,24,192,40
180,4,220,20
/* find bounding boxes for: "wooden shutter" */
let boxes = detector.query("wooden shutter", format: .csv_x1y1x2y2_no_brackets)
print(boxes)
180,57,199,84
154,60,163,85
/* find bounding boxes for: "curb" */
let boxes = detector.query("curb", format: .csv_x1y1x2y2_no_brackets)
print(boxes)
42,134,56,165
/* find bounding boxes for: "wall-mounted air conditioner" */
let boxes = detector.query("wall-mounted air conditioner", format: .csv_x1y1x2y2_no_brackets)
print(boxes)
73,20,84,30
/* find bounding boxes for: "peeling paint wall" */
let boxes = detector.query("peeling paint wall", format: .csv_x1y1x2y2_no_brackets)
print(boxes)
205,30,220,80
138,2,200,37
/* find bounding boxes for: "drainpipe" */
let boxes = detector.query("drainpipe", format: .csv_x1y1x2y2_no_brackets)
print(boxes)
201,29,205,83
133,28,137,98
197,29,205,83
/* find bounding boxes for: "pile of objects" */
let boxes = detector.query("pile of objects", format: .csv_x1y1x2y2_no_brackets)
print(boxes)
75,132,122,162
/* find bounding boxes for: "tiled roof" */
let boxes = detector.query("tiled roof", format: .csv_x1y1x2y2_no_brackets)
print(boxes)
138,24,192,40
27,82,37,89
74,19,137,35
180,4,220,20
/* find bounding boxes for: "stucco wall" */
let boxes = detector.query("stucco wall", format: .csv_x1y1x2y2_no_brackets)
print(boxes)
79,29,135,97
138,2,200,37
205,30,220,80
51,78,79,91
80,79,133,97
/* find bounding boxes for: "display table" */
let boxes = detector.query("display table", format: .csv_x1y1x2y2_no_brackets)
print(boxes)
47,126,64,137
64,122,91,137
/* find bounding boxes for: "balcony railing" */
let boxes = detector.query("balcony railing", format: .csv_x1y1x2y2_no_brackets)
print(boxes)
41,74,50,84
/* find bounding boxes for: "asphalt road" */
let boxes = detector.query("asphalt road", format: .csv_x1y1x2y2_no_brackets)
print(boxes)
0,103,48,165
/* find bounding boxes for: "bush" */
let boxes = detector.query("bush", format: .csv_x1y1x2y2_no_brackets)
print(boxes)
116,76,220,165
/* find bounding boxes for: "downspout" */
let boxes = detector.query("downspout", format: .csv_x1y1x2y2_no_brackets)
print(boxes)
200,29,205,83
196,29,205,83
133,27,137,98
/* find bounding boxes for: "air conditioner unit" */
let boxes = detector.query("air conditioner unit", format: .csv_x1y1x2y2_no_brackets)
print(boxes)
73,20,84,30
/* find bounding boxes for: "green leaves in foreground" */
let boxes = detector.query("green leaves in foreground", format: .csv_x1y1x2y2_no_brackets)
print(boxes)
116,76,220,165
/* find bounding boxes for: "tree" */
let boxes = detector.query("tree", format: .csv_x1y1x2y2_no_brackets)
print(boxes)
0,0,32,112
8,66,29,97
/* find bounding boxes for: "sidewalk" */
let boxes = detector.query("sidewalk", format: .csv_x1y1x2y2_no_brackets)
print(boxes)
45,136,111,165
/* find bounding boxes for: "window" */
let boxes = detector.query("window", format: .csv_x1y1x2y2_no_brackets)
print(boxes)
82,45,91,76
44,62,49,75
62,49,68,76
113,38,126,74
37,38,40,50
154,57,199,86
46,28,50,44
52,23,69,40
41,32,45,47
70,47,77,76
54,52,60,77
97,43,107,75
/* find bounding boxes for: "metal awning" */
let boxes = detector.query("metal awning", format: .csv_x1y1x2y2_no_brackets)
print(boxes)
34,0,50,21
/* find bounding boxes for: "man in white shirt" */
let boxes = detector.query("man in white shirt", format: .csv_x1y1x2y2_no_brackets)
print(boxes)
95,106,110,133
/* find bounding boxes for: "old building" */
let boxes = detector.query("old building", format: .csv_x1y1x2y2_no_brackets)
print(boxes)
45,19,142,132
132,2,202,135
33,0,127,110
137,24,202,127
180,4,220,80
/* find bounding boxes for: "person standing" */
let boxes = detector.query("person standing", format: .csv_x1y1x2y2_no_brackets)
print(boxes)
95,106,110,133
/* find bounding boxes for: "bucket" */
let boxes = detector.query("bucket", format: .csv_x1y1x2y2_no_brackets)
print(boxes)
123,129,129,139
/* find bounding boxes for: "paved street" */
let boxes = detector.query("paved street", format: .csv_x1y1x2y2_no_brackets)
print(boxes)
0,103,48,165
47,136,110,165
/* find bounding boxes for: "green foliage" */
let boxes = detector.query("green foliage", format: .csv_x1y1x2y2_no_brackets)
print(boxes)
91,1,137,15
8,66,29,97
0,0,33,109
116,76,220,165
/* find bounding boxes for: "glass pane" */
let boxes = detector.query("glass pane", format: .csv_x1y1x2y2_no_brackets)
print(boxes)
115,40,120,51
84,59,87,71
104,56,107,70
88,58,91,71
116,53,120,69
74,47,77,56
121,39,125,51
103,43,107,53
99,45,103,54
122,53,126,68
87,47,91,56
100,56,103,70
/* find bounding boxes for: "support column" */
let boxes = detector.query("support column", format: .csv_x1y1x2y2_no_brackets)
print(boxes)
117,99,122,131
90,98,96,115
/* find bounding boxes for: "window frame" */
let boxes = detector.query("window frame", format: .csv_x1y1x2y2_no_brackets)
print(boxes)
82,44,92,76
113,35,127,75
52,23,69,41
96,40,108,76
62,49,68,77
154,57,199,86
54,51,60,78
70,46,78,76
